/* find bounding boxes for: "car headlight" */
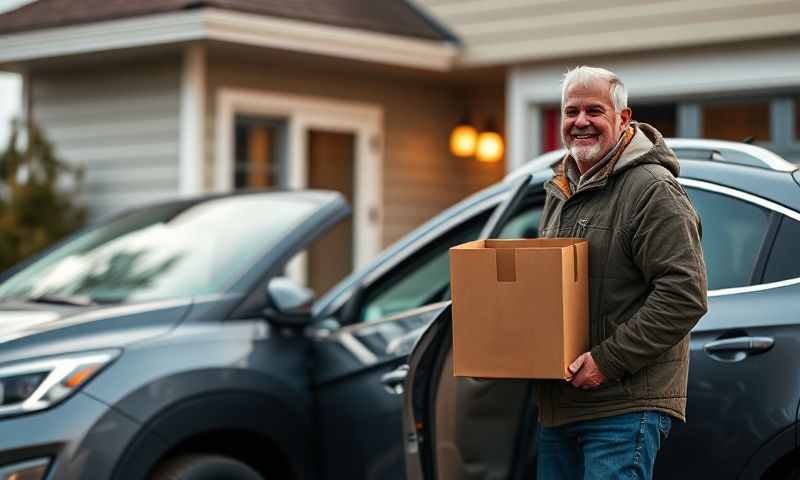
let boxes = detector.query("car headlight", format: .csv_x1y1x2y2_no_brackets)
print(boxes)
0,350,119,417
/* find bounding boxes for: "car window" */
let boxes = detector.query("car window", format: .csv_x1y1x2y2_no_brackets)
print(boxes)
0,194,327,303
763,215,800,283
497,205,542,239
360,214,488,322
685,187,772,290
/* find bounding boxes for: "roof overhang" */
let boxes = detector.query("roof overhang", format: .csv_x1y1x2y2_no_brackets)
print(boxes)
0,7,460,71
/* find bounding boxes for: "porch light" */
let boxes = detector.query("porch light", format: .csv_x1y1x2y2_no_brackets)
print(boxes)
449,116,478,157
476,120,504,163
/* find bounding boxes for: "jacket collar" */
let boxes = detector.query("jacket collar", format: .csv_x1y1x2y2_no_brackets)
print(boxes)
548,125,635,199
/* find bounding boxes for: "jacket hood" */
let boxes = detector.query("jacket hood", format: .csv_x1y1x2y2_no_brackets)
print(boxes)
612,122,680,178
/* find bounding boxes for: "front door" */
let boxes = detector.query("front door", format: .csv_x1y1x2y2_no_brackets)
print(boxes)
307,130,355,295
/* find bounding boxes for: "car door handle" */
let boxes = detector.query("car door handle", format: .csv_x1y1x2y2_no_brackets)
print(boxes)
380,364,409,395
704,336,774,362
704,336,774,353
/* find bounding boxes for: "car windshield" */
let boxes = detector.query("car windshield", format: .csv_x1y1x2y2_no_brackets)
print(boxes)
0,193,324,304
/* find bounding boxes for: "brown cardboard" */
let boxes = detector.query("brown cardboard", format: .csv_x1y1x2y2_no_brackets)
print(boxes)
449,238,588,380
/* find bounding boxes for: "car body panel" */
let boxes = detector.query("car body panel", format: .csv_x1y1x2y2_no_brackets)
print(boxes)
312,302,448,480
0,299,192,365
738,424,796,480
0,391,138,480
657,291,800,477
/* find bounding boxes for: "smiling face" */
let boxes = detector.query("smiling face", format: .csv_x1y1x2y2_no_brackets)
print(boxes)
561,79,631,171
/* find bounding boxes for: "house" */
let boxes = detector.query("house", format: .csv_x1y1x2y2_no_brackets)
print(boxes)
1,0,799,292
0,0,507,294
411,0,800,167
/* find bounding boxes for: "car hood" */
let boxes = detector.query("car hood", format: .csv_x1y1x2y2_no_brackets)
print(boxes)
0,298,193,364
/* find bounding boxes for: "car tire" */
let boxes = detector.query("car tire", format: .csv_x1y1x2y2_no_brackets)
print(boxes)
150,454,264,480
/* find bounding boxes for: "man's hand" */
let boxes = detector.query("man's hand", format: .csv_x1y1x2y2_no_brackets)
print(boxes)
567,352,606,390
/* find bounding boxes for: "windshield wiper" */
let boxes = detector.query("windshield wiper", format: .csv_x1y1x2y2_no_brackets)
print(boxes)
25,294,97,307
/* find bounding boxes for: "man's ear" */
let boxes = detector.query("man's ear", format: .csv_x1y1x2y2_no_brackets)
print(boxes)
620,107,632,128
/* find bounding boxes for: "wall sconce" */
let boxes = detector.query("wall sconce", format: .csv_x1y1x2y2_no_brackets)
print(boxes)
476,119,504,163
449,116,478,157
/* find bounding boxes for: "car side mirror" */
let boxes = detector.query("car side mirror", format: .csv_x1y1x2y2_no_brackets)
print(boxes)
263,276,314,327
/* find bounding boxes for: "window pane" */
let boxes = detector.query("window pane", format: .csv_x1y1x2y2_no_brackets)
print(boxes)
702,102,770,142
0,194,323,303
361,215,487,322
234,116,286,189
498,206,542,239
763,216,800,283
633,104,677,138
685,188,771,290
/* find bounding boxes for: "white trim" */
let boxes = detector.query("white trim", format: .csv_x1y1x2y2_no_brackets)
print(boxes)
215,88,384,283
179,43,206,195
708,276,800,298
0,9,457,72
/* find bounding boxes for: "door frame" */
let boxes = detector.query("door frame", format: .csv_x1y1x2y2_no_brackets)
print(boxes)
215,87,383,282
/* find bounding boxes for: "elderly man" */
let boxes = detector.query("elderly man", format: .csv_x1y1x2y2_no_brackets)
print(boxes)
535,66,708,479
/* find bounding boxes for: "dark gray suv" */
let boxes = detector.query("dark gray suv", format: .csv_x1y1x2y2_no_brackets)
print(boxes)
0,139,797,480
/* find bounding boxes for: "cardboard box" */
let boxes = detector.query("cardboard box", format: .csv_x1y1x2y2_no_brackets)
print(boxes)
449,238,588,379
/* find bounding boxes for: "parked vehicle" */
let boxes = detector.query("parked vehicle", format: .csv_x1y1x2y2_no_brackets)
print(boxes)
398,142,800,480
0,139,797,480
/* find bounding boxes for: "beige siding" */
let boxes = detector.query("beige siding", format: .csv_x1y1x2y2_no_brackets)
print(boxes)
31,57,181,221
206,54,505,247
413,0,800,65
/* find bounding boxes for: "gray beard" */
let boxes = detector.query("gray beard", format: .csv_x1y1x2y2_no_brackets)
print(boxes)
569,142,603,164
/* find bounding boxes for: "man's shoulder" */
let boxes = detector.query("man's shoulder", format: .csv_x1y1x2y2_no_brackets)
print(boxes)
616,161,681,196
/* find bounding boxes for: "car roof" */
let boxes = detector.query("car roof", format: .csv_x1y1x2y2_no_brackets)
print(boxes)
504,138,800,208
505,138,797,184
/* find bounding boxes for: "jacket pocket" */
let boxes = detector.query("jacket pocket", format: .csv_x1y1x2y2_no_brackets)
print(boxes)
561,378,630,404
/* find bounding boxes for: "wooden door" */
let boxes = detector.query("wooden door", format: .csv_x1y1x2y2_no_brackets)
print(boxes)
306,130,355,296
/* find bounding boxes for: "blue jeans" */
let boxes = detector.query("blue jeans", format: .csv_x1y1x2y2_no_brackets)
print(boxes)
536,411,672,480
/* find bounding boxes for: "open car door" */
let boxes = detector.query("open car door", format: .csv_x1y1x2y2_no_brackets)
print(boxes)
403,174,540,480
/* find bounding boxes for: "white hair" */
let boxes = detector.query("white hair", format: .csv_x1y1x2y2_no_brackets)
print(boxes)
561,66,628,112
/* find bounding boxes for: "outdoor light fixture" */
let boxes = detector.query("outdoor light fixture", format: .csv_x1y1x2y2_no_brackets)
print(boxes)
476,119,504,163
449,116,478,157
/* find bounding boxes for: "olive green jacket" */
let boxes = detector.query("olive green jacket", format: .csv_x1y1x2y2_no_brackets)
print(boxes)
535,123,708,427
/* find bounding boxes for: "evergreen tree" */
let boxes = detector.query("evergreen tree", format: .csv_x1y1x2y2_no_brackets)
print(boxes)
0,118,86,270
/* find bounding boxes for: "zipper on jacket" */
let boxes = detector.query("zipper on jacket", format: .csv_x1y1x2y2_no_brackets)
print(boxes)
602,313,607,341
576,218,589,238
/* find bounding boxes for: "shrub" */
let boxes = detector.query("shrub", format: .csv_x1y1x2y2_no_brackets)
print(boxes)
0,119,86,270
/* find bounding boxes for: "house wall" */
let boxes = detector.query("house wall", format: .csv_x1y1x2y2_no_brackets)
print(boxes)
205,54,505,247
30,56,181,220
413,0,800,67
507,39,800,170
